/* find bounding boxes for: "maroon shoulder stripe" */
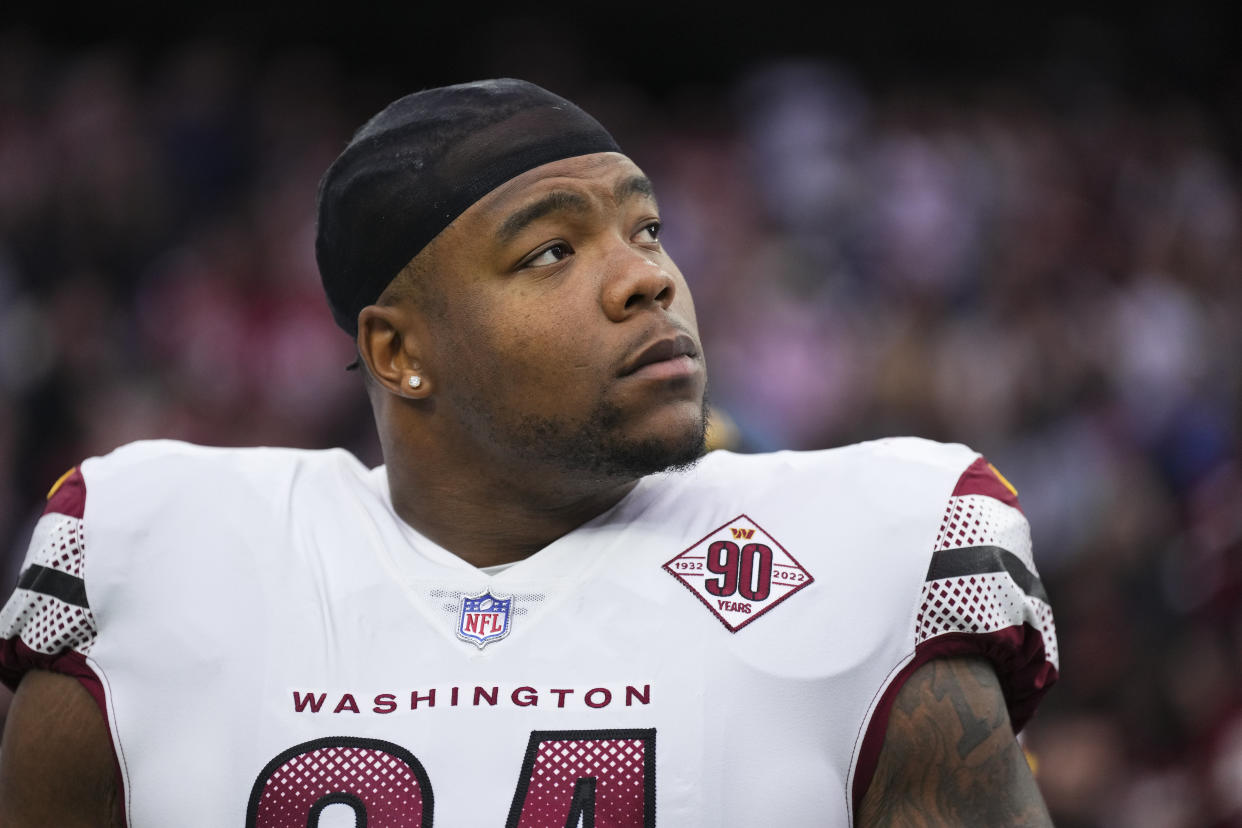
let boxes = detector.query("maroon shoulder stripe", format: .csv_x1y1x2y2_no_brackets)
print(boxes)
45,467,86,519
951,457,1020,511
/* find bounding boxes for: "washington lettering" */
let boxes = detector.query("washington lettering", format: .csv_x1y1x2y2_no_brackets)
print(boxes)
290,683,653,714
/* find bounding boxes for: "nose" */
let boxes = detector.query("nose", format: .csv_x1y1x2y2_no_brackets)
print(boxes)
601,245,677,322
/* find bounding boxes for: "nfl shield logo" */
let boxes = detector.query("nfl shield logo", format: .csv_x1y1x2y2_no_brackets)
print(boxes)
456,591,513,649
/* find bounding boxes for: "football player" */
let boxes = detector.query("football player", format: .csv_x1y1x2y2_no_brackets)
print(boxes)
0,79,1057,826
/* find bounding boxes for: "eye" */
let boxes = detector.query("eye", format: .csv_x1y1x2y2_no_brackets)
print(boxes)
522,242,573,268
636,221,662,243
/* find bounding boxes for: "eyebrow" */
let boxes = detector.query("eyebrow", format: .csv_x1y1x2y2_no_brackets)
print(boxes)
497,191,589,245
614,174,656,204
495,175,658,245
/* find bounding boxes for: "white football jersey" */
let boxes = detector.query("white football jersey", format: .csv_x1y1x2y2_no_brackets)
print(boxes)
0,437,1057,827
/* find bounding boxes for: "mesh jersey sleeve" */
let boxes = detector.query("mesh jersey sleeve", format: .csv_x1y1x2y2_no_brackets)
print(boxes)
851,455,1059,815
913,456,1059,728
0,467,101,691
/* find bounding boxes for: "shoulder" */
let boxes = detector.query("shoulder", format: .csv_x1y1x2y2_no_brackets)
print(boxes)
77,439,375,516
82,438,369,486
683,437,983,504
697,436,979,475
63,440,383,566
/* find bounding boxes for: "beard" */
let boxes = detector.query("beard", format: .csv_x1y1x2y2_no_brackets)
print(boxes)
460,384,711,483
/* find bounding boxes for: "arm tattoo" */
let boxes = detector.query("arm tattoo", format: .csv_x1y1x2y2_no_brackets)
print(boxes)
857,657,1053,827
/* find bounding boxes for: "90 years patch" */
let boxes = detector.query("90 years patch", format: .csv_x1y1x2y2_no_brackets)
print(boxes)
663,514,813,632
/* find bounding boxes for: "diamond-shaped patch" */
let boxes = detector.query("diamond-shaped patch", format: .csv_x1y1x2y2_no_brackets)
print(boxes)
663,514,814,632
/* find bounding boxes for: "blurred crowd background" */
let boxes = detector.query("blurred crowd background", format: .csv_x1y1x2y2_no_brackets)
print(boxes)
1,7,1241,826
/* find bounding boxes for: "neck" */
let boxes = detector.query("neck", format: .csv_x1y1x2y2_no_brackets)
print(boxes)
381,428,640,569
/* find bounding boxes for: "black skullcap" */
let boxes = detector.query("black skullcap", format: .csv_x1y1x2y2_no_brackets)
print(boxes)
316,78,622,336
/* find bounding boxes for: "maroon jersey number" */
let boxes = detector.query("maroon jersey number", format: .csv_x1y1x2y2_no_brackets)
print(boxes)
247,729,655,826
505,729,656,828
246,736,433,827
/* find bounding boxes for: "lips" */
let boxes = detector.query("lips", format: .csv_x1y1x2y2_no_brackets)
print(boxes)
621,332,699,377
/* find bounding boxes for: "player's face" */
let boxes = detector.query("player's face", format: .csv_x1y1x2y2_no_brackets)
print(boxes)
421,152,708,481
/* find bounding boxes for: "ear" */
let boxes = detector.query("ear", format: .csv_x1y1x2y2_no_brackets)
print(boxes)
357,304,431,398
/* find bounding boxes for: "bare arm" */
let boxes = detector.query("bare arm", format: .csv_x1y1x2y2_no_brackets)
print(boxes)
0,670,122,827
857,656,1052,827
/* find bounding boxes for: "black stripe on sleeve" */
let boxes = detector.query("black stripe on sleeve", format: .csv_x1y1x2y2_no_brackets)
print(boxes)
926,545,1049,604
17,564,89,608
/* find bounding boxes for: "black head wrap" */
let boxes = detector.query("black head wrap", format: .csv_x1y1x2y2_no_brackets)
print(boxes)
316,78,622,336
